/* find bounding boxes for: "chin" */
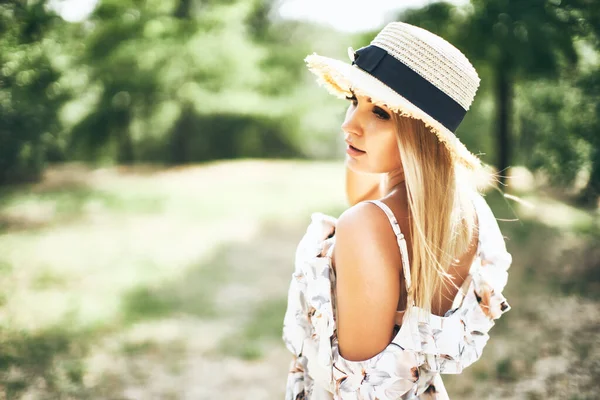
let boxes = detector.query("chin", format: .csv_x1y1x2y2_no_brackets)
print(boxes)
345,156,371,173
346,157,398,175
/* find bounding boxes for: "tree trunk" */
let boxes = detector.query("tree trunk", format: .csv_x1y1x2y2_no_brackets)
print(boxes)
116,111,135,164
495,68,512,186
117,129,135,164
169,106,194,164
170,1,193,162
579,148,600,207
174,0,192,19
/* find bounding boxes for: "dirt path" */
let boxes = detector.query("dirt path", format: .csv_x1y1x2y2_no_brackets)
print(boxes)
1,162,598,399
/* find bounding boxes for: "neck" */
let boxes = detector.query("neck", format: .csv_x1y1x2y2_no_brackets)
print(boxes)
382,168,406,196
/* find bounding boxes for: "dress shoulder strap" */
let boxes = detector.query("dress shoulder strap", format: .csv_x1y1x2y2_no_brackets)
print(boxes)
363,200,413,298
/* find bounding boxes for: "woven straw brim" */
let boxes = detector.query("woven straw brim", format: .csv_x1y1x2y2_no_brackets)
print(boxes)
305,53,482,170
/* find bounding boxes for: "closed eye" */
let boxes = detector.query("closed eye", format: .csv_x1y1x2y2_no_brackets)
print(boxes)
346,93,391,121
373,106,390,120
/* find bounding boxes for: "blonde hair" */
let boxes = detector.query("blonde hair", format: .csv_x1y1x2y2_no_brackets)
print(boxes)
393,115,478,313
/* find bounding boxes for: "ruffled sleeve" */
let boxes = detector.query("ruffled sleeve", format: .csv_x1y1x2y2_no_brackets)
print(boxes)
326,194,513,399
283,212,337,355
283,213,338,397
282,195,512,399
434,193,512,374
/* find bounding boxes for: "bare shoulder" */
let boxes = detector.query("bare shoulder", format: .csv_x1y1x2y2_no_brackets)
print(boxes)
334,202,404,272
336,201,397,243
335,199,409,259
333,201,403,361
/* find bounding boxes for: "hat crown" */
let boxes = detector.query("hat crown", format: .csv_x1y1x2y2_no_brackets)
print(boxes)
370,22,479,111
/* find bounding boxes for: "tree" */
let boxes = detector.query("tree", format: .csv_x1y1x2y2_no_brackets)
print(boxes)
397,3,495,157
499,0,600,205
572,1,600,205
460,0,585,184
400,1,593,185
577,70,600,205
0,0,69,184
69,0,289,164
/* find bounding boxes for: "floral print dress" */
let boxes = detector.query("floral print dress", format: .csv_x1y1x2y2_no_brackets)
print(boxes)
282,194,512,399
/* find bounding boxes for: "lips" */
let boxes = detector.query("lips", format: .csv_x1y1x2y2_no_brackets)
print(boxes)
346,142,366,158
345,140,365,153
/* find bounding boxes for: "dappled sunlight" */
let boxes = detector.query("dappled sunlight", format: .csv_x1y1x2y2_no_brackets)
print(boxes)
483,165,599,232
502,167,600,233
2,0,599,396
443,188,600,398
0,161,598,397
515,194,598,231
0,161,345,397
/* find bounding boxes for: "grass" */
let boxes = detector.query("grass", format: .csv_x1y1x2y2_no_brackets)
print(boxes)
442,188,600,398
0,323,92,399
218,296,289,360
0,160,598,399
0,160,346,398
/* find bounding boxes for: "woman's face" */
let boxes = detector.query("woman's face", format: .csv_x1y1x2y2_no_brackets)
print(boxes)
341,91,402,174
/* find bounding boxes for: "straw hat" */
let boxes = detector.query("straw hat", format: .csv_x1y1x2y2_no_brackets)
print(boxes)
305,22,481,169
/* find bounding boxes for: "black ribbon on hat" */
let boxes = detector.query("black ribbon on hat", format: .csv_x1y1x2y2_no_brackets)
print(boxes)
352,45,467,133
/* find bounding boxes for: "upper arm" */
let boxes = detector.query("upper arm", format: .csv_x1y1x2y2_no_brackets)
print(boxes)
333,203,402,361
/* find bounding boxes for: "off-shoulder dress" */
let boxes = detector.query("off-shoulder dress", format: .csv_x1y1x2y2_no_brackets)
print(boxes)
282,193,512,399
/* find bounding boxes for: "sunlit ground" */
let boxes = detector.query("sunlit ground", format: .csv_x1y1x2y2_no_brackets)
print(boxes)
0,160,598,399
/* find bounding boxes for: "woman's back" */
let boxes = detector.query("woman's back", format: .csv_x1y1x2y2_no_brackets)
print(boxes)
283,192,511,399
334,187,478,315
331,185,479,362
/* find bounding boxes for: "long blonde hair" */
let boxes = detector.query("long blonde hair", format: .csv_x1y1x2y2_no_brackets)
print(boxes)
392,115,478,313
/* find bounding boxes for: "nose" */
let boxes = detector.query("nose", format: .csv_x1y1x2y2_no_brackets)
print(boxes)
341,105,363,138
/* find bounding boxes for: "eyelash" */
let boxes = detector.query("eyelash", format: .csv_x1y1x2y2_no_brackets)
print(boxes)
345,94,358,105
345,95,390,120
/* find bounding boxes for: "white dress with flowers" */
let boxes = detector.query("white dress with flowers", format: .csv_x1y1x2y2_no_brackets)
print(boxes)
282,194,512,399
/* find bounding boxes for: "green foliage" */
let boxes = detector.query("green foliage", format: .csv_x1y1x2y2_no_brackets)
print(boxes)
66,0,344,164
0,0,347,181
464,0,582,75
0,1,69,184
517,77,591,185
574,67,600,202
515,59,600,203
458,0,596,183
400,2,466,40
218,297,287,360
0,0,599,204
69,0,265,161
399,0,600,192
0,324,90,398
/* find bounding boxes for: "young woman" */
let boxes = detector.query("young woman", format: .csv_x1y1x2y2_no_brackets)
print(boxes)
283,22,512,399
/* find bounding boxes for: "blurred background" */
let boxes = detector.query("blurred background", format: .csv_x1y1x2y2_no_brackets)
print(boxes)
0,0,598,398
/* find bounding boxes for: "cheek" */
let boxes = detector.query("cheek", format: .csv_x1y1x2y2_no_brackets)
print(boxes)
368,128,402,171
381,139,402,169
